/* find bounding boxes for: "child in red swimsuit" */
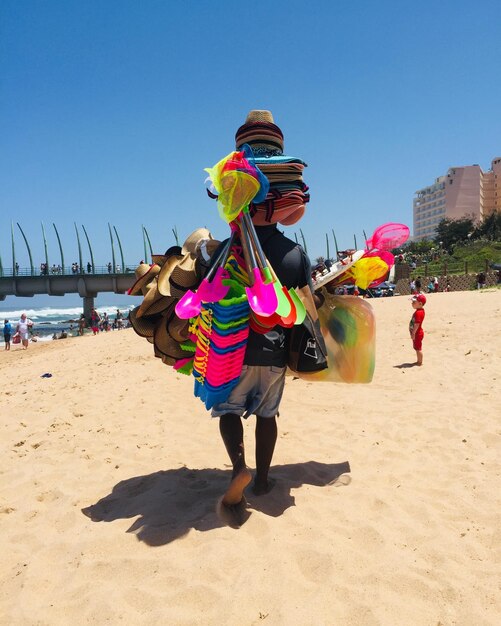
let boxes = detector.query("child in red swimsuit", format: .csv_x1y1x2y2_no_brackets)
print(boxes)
409,294,426,366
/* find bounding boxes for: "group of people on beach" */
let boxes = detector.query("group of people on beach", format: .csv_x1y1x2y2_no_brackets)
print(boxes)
410,275,450,294
88,309,127,335
2,314,34,350
2,307,131,348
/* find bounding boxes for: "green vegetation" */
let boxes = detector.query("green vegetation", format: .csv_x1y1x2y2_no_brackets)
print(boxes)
412,241,501,277
392,213,501,277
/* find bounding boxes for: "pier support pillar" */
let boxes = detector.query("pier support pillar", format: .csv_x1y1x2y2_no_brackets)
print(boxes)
83,296,95,322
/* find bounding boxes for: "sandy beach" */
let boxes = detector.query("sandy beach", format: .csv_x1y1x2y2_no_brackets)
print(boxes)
1,289,499,625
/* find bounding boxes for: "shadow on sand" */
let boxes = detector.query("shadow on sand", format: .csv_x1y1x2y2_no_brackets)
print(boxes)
393,362,420,369
82,460,350,546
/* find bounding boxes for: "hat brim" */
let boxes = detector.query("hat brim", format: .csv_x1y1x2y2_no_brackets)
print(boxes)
167,313,191,342
181,228,213,255
128,264,161,296
137,285,176,317
129,307,159,337
153,313,192,359
157,254,200,297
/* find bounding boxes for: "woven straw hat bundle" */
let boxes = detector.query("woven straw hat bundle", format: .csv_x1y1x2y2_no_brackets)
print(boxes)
234,110,309,226
129,228,220,370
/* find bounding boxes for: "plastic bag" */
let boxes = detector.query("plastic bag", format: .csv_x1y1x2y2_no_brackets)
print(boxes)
291,290,375,383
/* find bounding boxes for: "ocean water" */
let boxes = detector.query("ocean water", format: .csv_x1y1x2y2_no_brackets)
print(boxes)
0,303,135,343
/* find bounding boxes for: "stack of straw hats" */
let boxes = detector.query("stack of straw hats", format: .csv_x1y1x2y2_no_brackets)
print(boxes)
234,110,310,226
128,228,220,368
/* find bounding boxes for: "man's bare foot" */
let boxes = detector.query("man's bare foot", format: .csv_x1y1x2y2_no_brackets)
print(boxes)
252,477,276,496
216,496,249,528
222,467,252,506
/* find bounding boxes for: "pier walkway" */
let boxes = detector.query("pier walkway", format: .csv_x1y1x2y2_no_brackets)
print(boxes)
0,266,135,318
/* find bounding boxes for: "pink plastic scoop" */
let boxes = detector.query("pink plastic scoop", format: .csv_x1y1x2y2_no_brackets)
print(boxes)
243,211,292,318
175,236,234,320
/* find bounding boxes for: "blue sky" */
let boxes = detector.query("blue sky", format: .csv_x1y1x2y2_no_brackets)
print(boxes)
1,0,500,307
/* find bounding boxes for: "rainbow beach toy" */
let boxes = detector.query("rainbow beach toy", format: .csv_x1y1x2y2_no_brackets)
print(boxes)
294,290,376,384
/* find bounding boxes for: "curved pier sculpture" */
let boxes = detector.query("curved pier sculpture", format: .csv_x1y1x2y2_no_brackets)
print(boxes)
0,222,150,321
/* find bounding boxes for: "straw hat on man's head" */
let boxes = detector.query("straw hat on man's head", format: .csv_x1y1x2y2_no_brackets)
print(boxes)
235,109,284,154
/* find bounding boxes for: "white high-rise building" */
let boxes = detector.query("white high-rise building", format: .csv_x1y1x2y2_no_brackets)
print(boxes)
413,157,500,240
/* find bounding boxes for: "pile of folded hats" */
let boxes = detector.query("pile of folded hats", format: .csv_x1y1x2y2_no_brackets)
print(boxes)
234,110,310,226
128,228,220,371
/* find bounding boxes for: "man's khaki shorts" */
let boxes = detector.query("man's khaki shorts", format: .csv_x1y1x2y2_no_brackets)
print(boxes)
211,364,286,419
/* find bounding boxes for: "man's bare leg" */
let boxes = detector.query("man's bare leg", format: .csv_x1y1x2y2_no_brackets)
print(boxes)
219,413,252,505
253,415,277,495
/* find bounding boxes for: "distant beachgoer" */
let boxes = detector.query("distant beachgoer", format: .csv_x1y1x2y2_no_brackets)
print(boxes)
90,309,101,336
3,319,12,350
16,313,34,349
410,279,416,294
476,271,486,289
15,262,19,275
107,262,112,274
115,309,123,329
102,312,110,332
78,314,86,336
87,262,92,273
427,279,434,293
433,276,439,293
409,294,426,366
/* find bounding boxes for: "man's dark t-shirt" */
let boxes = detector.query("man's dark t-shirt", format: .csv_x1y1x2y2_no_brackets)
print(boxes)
212,224,312,368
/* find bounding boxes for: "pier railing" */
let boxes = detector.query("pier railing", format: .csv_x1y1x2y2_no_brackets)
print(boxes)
1,265,137,278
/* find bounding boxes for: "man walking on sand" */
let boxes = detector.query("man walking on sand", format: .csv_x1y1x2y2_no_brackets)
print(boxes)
211,111,313,525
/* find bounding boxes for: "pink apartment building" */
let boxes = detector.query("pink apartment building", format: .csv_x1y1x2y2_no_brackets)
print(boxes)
413,157,501,240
